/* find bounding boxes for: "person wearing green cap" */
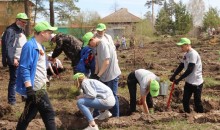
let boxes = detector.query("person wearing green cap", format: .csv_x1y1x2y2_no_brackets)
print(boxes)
73,73,115,130
49,33,95,78
1,12,29,105
86,30,121,117
75,32,95,77
170,38,204,113
95,23,115,48
16,21,57,130
127,69,160,115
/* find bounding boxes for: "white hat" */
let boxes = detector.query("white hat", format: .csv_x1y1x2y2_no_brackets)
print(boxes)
47,51,53,57
51,33,56,39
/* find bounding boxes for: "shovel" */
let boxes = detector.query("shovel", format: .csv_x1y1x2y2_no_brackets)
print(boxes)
167,82,175,109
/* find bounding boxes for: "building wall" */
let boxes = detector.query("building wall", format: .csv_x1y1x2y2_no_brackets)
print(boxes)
106,22,137,38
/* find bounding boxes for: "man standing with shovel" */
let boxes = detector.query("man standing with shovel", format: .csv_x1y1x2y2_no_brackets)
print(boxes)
170,38,204,113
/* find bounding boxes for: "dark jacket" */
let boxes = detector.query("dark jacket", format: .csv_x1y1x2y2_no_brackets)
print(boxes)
1,23,24,66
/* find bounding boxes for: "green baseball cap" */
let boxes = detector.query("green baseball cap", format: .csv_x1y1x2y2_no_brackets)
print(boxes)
176,38,191,46
73,73,85,80
34,21,57,33
150,80,160,97
16,13,29,20
96,23,106,31
82,32,94,47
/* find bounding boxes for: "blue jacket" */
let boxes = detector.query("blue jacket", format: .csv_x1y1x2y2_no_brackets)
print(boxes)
16,37,43,96
75,46,95,76
1,23,24,66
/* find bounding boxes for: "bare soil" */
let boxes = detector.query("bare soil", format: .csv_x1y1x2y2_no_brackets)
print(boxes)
0,37,220,130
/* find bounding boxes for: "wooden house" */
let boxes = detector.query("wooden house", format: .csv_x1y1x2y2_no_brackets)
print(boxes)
101,8,141,39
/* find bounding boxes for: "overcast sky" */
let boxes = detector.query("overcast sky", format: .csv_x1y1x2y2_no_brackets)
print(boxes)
75,0,220,18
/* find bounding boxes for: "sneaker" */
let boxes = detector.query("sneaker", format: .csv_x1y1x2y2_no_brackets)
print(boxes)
83,124,99,130
97,110,112,120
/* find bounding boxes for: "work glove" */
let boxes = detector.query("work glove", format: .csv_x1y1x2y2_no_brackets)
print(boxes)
93,74,100,80
169,75,176,82
26,86,36,102
174,79,180,85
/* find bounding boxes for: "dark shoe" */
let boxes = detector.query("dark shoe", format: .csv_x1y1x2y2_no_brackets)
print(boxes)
21,96,26,102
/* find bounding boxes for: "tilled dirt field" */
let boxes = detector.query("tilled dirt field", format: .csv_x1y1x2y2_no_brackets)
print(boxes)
0,37,220,130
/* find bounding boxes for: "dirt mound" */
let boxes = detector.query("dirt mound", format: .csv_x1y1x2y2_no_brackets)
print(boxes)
0,104,12,118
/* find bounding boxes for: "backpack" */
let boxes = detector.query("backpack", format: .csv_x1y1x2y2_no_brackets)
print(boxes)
75,46,95,75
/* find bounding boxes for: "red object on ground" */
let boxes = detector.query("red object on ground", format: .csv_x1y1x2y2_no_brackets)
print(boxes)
167,82,175,109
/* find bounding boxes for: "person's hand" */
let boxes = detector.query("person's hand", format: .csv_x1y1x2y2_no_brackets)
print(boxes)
14,59,19,67
26,86,36,102
174,79,180,85
93,74,100,80
169,75,176,82
136,99,143,105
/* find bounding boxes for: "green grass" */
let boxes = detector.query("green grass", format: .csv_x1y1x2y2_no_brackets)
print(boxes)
203,77,220,88
155,120,213,130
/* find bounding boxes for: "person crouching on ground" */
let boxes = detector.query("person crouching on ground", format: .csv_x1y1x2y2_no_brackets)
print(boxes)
170,38,204,113
127,69,160,115
47,51,65,79
73,73,115,130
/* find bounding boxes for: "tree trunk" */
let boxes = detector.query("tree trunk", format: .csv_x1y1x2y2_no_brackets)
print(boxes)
49,0,55,26
24,0,30,36
152,0,154,25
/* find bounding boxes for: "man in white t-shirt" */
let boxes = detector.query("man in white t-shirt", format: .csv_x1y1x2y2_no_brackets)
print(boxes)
127,69,160,115
170,38,204,113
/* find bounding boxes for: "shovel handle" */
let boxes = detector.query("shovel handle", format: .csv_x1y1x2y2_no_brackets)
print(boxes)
167,82,175,109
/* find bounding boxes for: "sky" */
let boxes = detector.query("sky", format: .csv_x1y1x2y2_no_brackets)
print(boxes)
75,0,220,19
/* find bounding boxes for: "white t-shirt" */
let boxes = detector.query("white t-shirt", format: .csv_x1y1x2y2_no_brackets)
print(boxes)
47,58,63,69
14,33,27,60
96,39,121,82
135,69,159,96
182,48,203,85
34,42,47,91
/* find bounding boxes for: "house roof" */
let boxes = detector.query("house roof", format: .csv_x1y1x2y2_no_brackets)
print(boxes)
101,8,141,23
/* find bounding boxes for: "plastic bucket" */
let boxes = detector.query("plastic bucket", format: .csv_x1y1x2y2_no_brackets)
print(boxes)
159,81,169,96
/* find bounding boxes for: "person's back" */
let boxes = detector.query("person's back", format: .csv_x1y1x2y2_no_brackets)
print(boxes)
75,46,95,76
51,33,83,68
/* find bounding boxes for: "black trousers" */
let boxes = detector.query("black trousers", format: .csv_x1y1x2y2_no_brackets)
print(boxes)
47,67,65,76
127,71,153,113
183,82,204,113
16,91,56,130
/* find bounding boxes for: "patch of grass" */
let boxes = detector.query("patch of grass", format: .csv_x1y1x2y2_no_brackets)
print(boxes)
68,85,80,98
203,77,220,88
156,120,212,130
203,94,219,101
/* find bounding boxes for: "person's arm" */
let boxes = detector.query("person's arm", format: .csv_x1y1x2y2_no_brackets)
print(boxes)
95,56,99,74
56,59,63,68
97,59,109,77
170,63,184,81
141,91,149,114
48,63,56,76
4,29,16,65
175,63,195,84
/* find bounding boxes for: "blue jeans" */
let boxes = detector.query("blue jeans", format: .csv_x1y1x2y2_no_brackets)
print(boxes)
104,76,119,117
77,98,112,122
8,65,17,104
